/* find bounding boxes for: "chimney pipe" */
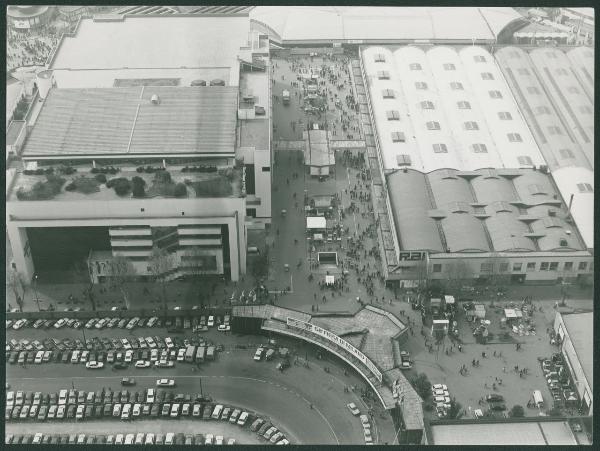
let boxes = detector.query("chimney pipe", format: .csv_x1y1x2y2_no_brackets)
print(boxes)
568,193,574,212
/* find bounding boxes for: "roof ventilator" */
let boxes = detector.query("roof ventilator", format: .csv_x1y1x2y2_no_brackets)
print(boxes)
151,94,160,105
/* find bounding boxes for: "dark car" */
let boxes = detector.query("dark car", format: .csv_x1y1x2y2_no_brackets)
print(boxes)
11,406,21,420
67,405,77,419
489,403,507,411
486,394,505,403
54,351,63,362
9,352,18,364
61,352,70,363
150,403,160,417
121,378,136,387
120,390,130,403
202,405,213,420
103,403,112,416
85,405,94,419
113,362,128,370
6,406,13,421
26,352,36,363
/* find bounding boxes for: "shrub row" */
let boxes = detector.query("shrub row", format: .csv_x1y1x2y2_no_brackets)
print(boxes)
136,166,166,174
23,166,77,176
181,166,218,173
90,167,119,175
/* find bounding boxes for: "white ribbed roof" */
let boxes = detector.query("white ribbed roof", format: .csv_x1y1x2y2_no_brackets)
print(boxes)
495,46,592,171
458,46,545,169
551,167,594,249
363,45,546,172
529,47,594,169
566,47,594,103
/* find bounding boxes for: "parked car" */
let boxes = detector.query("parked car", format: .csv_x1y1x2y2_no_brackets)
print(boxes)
157,379,175,387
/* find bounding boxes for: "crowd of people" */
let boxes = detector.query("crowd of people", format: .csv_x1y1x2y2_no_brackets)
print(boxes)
6,24,67,71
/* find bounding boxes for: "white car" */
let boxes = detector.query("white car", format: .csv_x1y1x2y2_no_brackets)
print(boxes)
86,361,104,369
218,324,231,332
432,384,448,391
12,319,27,330
34,350,44,364
237,411,249,426
124,434,135,445
76,404,85,420
85,318,97,329
227,439,236,445
47,404,58,419
207,316,215,327
359,414,370,427
126,318,138,330
177,348,186,361
432,389,450,397
80,350,89,362
58,389,68,405
94,318,108,329
150,349,159,361
33,319,45,329
132,403,141,417
56,405,66,419
146,388,155,403
155,359,174,368
115,434,125,445
364,428,373,444
346,403,360,416
276,439,289,445
144,433,155,445
124,350,133,362
434,395,451,404
135,360,151,368
215,435,224,445
156,378,175,387
254,347,264,361
165,337,174,349
205,434,214,445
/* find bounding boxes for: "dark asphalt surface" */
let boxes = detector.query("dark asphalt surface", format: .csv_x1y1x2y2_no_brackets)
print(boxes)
6,327,376,444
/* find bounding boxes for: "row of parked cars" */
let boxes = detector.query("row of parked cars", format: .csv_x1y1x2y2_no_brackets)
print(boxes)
7,335,222,369
7,314,230,332
540,353,578,409
7,432,239,446
345,403,374,444
6,388,289,444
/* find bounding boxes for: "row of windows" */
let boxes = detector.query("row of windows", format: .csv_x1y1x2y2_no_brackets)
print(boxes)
432,261,590,273
577,183,593,193
374,54,486,65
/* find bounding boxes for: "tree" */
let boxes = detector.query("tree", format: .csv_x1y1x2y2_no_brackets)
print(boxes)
174,183,187,198
107,256,136,310
250,249,269,282
447,397,463,419
73,259,96,311
131,176,146,198
148,246,175,314
508,404,525,418
409,372,432,401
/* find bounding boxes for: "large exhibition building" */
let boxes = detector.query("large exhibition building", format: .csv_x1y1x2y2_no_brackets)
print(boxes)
6,14,272,283
360,44,593,286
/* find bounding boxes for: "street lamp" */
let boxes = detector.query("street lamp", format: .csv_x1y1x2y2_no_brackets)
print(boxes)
33,274,41,312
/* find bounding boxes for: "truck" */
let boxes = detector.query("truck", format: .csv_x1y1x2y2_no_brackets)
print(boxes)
206,346,215,361
265,349,275,361
282,90,290,105
185,346,196,363
195,346,206,363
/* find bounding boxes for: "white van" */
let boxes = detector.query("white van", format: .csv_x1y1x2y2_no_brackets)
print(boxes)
533,390,544,408
71,350,80,363
212,404,224,420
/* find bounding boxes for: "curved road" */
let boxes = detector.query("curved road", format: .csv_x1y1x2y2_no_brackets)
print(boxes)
7,346,371,444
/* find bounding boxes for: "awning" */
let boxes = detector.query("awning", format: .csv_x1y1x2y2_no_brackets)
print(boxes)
325,275,335,285
210,79,226,86
444,295,455,304
306,216,326,229
191,79,207,86
313,233,324,241
504,308,517,318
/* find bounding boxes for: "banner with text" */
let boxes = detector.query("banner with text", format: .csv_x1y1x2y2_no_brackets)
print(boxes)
286,317,382,382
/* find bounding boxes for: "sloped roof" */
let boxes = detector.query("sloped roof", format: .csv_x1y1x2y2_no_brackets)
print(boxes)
561,312,593,388
23,87,237,157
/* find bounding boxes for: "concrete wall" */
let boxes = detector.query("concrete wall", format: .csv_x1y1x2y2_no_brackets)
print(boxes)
7,197,246,282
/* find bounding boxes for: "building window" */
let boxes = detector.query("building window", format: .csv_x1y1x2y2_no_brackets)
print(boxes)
559,149,575,159
382,89,395,99
391,131,406,142
555,68,568,76
420,100,435,110
415,81,428,90
409,63,422,70
527,86,541,95
396,154,411,166
540,262,549,271
563,261,573,271
432,264,442,273
549,262,559,271
386,110,400,120
577,183,593,193
567,86,580,94
374,53,386,62
246,208,257,218
507,133,523,142
480,262,492,272
464,121,479,131
512,263,523,272
377,71,390,80
547,126,563,135
450,81,464,90
443,63,456,70
517,155,533,166
499,262,509,273
473,55,487,63
472,143,488,153
262,166,270,172
457,101,471,109
578,262,588,271
426,121,441,130
433,143,448,153
579,105,593,114
498,111,513,120
517,67,530,75
535,105,551,115
480,72,494,80
526,262,536,272
489,90,503,99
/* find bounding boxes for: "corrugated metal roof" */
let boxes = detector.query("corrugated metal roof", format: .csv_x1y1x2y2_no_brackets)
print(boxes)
566,46,594,104
23,87,237,157
561,312,593,389
529,47,594,169
458,46,545,169
495,46,592,171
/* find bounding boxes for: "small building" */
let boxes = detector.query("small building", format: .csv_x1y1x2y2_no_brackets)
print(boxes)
303,129,335,177
553,311,592,415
